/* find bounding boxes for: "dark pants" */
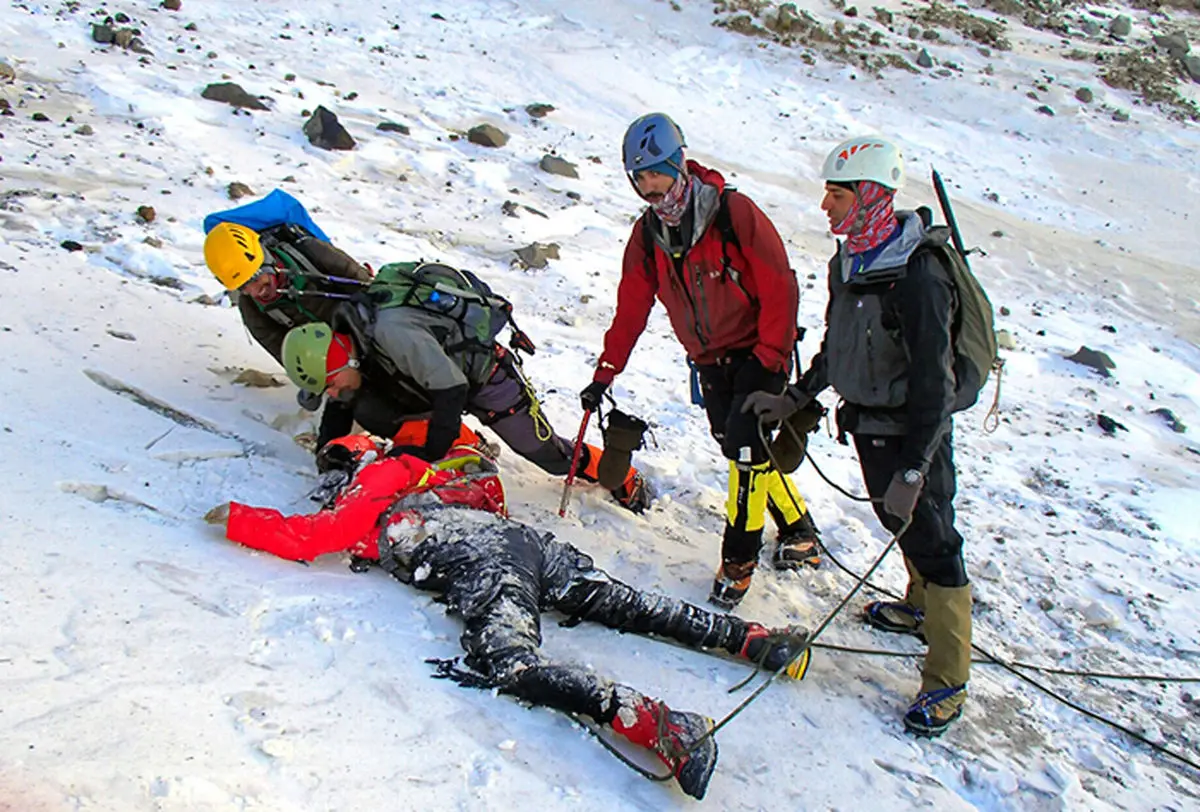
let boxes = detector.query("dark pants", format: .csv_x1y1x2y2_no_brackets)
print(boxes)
853,429,967,588
446,525,751,724
697,353,798,568
467,359,579,476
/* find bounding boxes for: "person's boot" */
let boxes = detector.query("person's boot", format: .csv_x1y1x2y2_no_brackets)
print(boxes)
597,409,650,491
863,556,927,639
739,622,812,679
709,560,755,611
772,512,822,571
611,695,718,800
904,582,972,737
610,468,654,514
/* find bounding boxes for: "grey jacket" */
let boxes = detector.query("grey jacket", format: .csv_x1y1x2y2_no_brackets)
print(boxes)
803,212,957,471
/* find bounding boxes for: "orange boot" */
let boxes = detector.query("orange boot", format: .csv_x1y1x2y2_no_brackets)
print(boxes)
611,694,718,800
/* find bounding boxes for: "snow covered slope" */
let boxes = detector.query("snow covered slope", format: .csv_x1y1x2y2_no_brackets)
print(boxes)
1,0,1198,809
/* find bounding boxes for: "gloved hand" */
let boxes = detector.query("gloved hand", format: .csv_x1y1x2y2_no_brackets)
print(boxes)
580,381,609,412
741,389,811,423
297,388,323,412
883,470,924,521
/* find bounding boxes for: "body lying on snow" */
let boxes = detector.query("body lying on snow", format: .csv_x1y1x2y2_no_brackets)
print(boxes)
223,437,813,801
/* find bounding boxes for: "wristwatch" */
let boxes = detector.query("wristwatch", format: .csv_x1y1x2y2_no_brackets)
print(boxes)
901,469,924,486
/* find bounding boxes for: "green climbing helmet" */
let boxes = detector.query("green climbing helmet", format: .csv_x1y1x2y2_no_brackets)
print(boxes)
282,322,334,393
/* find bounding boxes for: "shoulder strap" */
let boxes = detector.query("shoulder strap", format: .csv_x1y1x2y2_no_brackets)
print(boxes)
640,210,659,278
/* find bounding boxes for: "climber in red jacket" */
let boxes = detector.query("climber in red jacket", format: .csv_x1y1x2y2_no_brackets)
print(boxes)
225,437,813,801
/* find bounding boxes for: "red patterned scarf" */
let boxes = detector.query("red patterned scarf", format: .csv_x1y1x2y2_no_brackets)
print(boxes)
652,174,694,228
832,180,898,254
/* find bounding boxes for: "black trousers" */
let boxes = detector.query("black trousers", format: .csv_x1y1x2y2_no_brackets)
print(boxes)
443,525,751,724
696,352,786,465
853,428,968,588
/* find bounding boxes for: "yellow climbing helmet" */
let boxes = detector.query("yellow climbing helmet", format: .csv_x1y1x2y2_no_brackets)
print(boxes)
204,222,265,290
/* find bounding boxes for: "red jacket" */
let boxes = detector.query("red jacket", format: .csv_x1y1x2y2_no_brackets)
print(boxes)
595,162,799,382
225,455,505,563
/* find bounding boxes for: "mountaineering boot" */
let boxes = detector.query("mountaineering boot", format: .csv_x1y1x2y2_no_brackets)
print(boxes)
739,623,812,679
709,561,756,611
864,556,927,639
597,409,649,491
611,695,718,800
611,469,654,514
904,582,972,737
772,513,822,571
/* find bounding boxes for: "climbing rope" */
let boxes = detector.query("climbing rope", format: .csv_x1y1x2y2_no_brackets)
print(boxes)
760,414,1200,773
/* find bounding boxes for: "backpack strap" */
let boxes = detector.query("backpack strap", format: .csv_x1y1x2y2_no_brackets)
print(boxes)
714,188,740,282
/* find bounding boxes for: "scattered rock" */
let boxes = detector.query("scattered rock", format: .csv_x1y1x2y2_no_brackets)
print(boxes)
525,103,555,118
162,0,182,10
1075,87,1094,103
1037,597,1054,612
376,121,410,134
845,6,858,17
106,329,137,341
1035,104,1055,116
60,240,84,252
916,48,934,69
185,22,197,31
303,106,356,151
92,24,115,44
113,29,136,49
233,369,286,388
1066,346,1115,377
467,123,508,147
114,12,130,23
1151,408,1187,434
31,112,50,122
996,329,1017,351
204,502,230,525
1184,55,1200,84
143,236,163,248
1153,32,1190,60
992,230,1005,238
74,124,94,136
136,205,157,223
501,200,520,218
1097,413,1128,436
0,62,14,83
1112,109,1130,122
1080,19,1101,38
514,242,560,269
1109,15,1132,39
874,7,893,25
1101,324,1117,334
201,82,269,111
227,182,254,200
999,306,1010,316
539,154,579,179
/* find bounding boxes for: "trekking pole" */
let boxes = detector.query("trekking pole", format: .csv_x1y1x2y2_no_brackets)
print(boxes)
558,411,592,517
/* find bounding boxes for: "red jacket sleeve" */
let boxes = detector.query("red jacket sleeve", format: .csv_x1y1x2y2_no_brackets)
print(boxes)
728,193,799,372
595,219,659,384
225,456,436,562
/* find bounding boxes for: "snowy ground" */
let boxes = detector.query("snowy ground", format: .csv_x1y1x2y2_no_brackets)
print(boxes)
2,0,1199,809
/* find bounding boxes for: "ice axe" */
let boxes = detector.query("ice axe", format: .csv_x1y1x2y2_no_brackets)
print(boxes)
558,411,592,517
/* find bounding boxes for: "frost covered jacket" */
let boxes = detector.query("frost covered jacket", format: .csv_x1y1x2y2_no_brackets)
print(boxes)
239,237,372,363
595,162,799,383
801,212,957,472
225,454,506,564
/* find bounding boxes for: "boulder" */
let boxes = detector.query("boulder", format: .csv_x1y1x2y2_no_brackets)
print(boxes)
1075,87,1094,103
525,103,555,118
201,82,269,111
162,0,183,9
467,123,508,147
1153,32,1189,59
0,62,13,83
1185,55,1200,84
377,121,410,134
514,242,560,269
227,182,254,200
1109,15,1131,39
303,106,356,151
916,48,934,68
1065,346,1115,377
539,154,579,179
136,205,157,223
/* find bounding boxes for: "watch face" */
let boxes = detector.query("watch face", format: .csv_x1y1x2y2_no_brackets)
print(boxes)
903,469,922,485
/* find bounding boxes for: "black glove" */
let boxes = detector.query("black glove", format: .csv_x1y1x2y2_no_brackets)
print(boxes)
580,381,609,412
297,389,323,412
386,445,431,461
316,442,357,474
883,470,924,521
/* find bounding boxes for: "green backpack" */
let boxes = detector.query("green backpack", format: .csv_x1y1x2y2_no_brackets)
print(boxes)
920,226,999,412
366,261,516,355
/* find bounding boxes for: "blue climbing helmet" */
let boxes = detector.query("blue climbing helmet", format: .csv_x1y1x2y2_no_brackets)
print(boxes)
622,113,687,176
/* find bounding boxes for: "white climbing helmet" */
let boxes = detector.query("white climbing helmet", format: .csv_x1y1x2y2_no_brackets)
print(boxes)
821,136,906,190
